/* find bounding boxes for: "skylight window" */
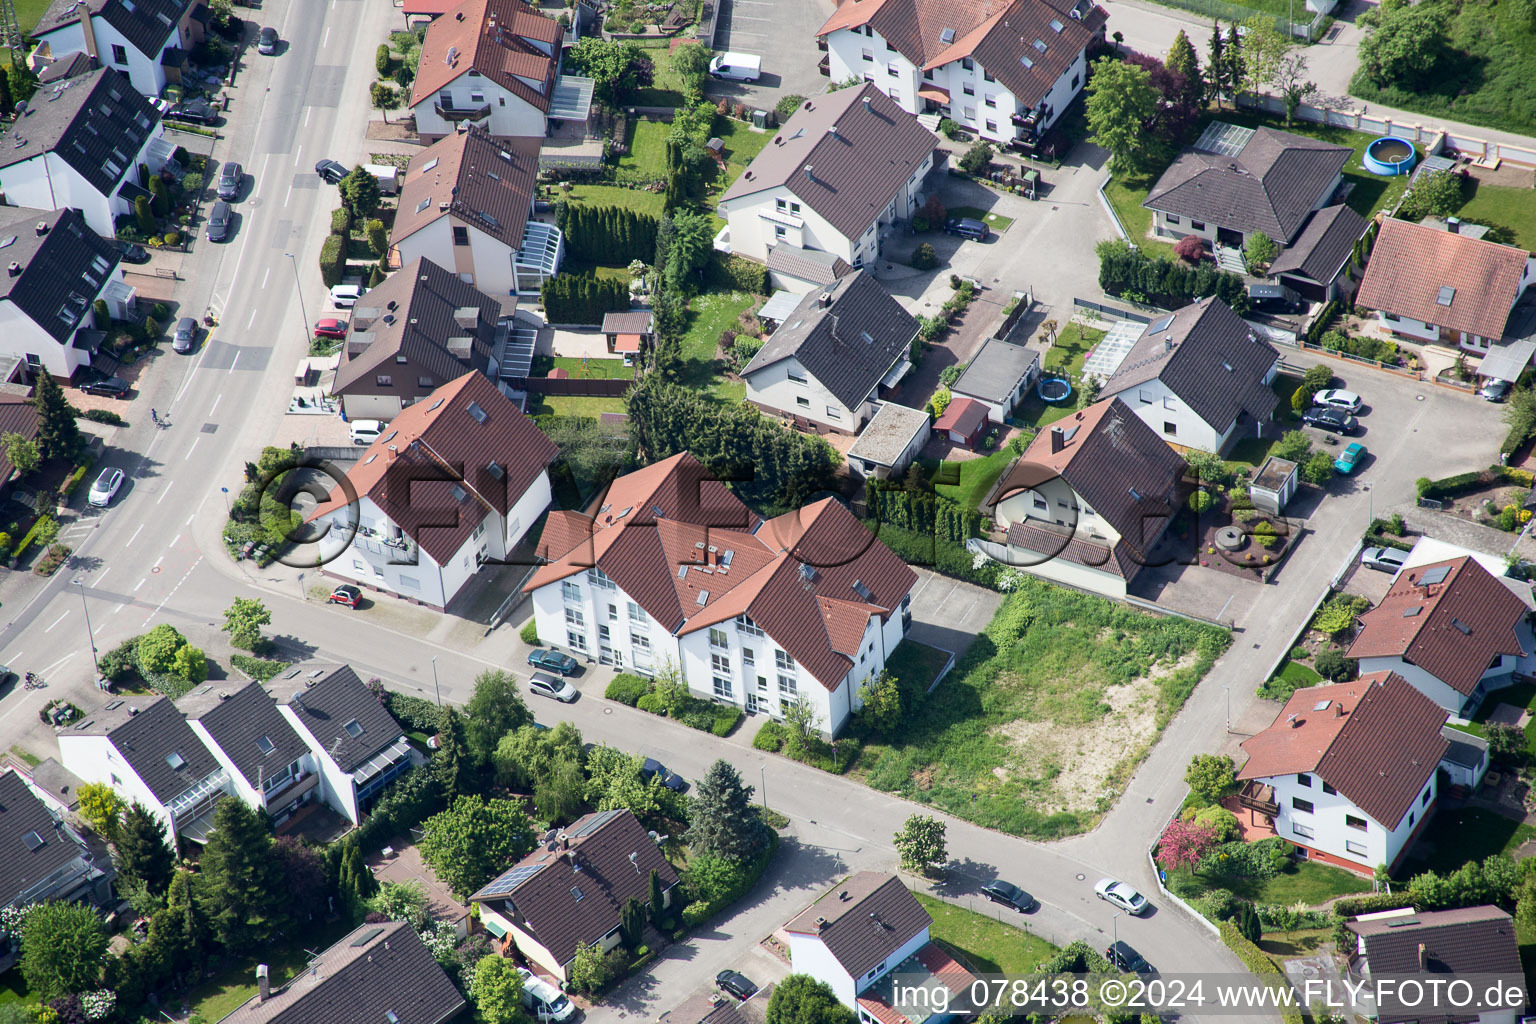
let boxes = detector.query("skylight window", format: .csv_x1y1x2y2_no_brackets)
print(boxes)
939,27,955,43
1033,38,1048,52
416,197,431,213
1050,17,1064,30
344,719,364,738
571,886,584,901
452,484,468,502
22,830,44,851
166,752,186,770
422,157,439,172
1436,285,1456,306
256,735,276,755
1020,54,1034,68
466,401,488,423
488,461,505,479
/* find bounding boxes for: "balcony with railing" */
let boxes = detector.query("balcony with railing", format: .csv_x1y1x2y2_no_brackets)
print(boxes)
168,768,232,831
1237,780,1279,817
434,100,492,123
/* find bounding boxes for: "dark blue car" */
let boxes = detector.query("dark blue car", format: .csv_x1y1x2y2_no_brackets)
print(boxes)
526,648,579,676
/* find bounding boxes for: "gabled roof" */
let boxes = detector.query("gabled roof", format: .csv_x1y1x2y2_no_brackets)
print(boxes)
217,920,465,1024
767,243,854,287
741,271,917,411
720,85,937,242
1267,204,1368,284
525,453,916,690
784,872,931,981
269,664,406,774
469,809,678,966
602,311,654,334
74,696,221,804
1238,672,1448,827
1348,556,1528,696
1097,296,1280,435
0,398,41,484
0,769,87,907
314,370,558,566
34,0,194,60
952,337,1040,405
1143,125,1351,243
1350,906,1521,1024
37,52,96,84
933,395,988,436
178,683,311,791
1355,218,1530,341
331,258,501,401
410,0,563,114
0,66,159,198
0,207,121,346
391,126,541,252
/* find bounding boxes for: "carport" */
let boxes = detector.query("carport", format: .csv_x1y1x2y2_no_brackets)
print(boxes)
1477,334,1536,383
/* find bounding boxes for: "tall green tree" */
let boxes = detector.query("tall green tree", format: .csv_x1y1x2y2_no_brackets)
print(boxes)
0,72,13,117
75,782,124,840
766,975,857,1024
20,902,108,999
221,596,272,652
336,839,379,921
470,955,526,1024
566,37,654,104
1237,16,1288,96
1206,21,1227,107
134,194,156,234
417,795,537,897
619,897,646,949
435,705,471,798
371,81,400,123
893,814,947,876
1085,57,1159,175
464,669,532,766
339,165,382,217
684,759,768,862
648,868,667,925
0,432,39,477
199,799,285,953
32,370,82,460
669,41,711,100
114,802,176,895
1185,753,1239,803
147,175,170,217
1223,24,1245,101
1165,30,1202,108
1357,2,1445,88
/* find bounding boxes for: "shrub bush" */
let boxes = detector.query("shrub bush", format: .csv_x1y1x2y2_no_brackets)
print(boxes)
704,252,768,293
605,674,652,706
911,243,938,270
384,691,442,734
1313,646,1353,681
1219,921,1304,1024
710,705,743,736
1206,837,1291,879
231,653,292,681
34,543,71,576
318,233,347,288
636,692,665,714
753,719,787,751
1188,490,1213,513
83,409,126,426
520,621,539,646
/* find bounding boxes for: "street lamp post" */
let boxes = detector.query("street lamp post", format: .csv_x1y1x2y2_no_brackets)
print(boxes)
284,252,311,340
1113,911,1121,950
432,655,442,707
1223,683,1231,734
760,763,767,809
72,577,98,676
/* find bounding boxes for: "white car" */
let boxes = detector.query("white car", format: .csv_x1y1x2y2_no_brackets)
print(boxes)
1094,877,1149,915
88,467,125,507
1312,388,1362,413
517,968,576,1022
349,419,386,446
529,671,578,703
330,284,364,308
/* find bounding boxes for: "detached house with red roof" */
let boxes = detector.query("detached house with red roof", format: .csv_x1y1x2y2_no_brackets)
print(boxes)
524,452,917,735
816,0,1106,153
1347,556,1532,717
312,371,559,611
1237,672,1449,875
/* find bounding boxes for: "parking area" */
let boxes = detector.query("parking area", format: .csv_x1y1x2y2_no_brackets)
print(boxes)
706,0,834,108
905,568,1003,655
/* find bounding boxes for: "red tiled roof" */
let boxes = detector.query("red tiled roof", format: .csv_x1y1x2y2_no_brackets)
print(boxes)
1356,218,1530,341
1238,672,1449,828
934,396,987,436
1347,556,1528,696
411,0,563,114
613,334,643,353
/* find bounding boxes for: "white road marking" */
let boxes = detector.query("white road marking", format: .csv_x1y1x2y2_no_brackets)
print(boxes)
185,437,200,461
5,651,21,665
127,524,144,547
210,393,222,415
156,481,174,505
294,144,303,167
170,534,182,548
93,568,110,588
230,352,241,373
732,15,771,19
43,612,68,633
153,555,164,569
185,513,195,526
134,579,146,592
257,154,271,195
40,652,75,677
284,181,294,207
261,268,270,290
248,309,258,328
306,106,314,126
143,556,203,625
94,621,106,635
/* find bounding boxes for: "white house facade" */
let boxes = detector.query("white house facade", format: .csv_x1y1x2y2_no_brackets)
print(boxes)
0,208,127,379
30,0,207,97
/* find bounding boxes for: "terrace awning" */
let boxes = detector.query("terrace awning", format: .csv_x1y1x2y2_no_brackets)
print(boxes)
548,76,594,122
1478,335,1536,382
917,85,949,103
614,333,642,353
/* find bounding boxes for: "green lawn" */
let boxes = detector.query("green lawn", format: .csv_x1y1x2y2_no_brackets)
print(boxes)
926,448,1015,509
1009,322,1105,426
632,41,689,107
1103,176,1176,259
1451,182,1536,252
527,395,630,419
560,183,666,217
679,290,756,403
1168,859,1372,906
617,118,671,180
713,117,774,196
0,971,33,1010
1259,659,1322,701
187,920,356,1021
884,639,953,696
947,205,1015,232
560,260,635,286
914,893,1059,974
1400,807,1536,876
530,355,634,378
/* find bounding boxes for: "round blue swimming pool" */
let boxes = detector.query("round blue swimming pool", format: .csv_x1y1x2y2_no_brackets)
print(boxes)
1038,376,1072,403
1363,136,1417,176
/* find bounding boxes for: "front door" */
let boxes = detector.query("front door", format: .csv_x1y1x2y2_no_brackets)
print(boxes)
745,693,759,714
1217,226,1244,248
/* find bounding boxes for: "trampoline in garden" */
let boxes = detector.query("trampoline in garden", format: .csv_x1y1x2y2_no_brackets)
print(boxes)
1038,376,1072,403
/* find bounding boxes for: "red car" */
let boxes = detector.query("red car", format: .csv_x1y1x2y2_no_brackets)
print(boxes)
327,585,362,608
314,318,349,339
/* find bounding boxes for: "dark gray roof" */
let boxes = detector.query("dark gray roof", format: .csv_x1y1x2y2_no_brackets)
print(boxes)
332,258,501,402
94,696,221,804
1143,126,1350,243
1268,204,1367,284
784,872,931,980
0,66,160,199
1098,296,1280,436
953,337,1040,405
26,758,85,812
767,243,854,287
1440,724,1488,770
34,0,194,63
0,769,87,906
741,271,917,410
720,84,937,240
179,683,312,791
38,52,96,84
218,920,465,1024
1350,906,1521,1024
0,207,121,345
272,664,405,774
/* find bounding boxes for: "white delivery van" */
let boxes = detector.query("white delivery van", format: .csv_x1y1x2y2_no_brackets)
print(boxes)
709,52,761,82
517,968,577,1022
364,163,400,195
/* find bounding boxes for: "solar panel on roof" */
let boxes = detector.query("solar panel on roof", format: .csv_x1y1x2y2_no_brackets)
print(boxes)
571,808,623,836
1418,565,1451,586
1149,315,1175,334
350,927,385,947
480,861,548,896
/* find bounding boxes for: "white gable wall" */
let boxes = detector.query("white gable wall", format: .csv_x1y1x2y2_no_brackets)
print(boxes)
412,71,547,140
1262,767,1434,873
745,354,875,433
57,733,173,841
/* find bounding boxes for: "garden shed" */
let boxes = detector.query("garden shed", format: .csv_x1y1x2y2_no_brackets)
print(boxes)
1250,456,1298,515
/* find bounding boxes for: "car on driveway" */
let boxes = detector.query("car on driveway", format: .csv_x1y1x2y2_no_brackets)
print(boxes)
1313,388,1362,413
315,158,348,184
330,284,364,307
217,161,242,200
1361,546,1409,574
528,671,578,702
1105,941,1154,974
257,26,279,53
206,200,231,242
114,240,150,264
349,419,385,446
327,584,363,608
79,376,130,398
980,879,1038,912
1302,406,1357,434
173,316,198,353
89,467,125,507
167,98,218,124
314,317,348,339
716,970,758,1001
516,968,575,1022
945,216,989,241
1480,378,1513,402
1334,441,1366,475
527,648,579,675
1094,877,1149,915
641,758,688,793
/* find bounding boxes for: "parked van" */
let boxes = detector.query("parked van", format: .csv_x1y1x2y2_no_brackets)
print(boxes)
709,52,761,82
364,163,401,196
517,968,577,1022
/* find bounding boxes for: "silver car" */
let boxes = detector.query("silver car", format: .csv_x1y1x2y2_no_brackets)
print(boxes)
173,316,197,353
1361,546,1409,574
1094,877,1149,915
88,468,125,507
528,671,578,702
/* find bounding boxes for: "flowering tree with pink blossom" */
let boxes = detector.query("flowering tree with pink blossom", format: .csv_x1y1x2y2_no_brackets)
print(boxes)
1156,818,1220,871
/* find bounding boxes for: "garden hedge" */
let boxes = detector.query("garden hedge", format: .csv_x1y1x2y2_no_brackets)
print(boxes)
557,205,658,266
231,654,292,680
605,673,651,706
1219,921,1305,1024
866,484,981,544
318,233,347,288
385,691,442,734
704,252,767,294
1419,465,1533,501
541,273,630,325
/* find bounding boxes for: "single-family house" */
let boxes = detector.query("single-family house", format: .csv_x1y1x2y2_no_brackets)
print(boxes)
29,0,206,97
1347,556,1532,717
408,0,592,141
847,402,931,480
1355,217,1536,358
524,452,917,735
216,920,465,1024
767,243,853,294
1347,906,1523,1024
313,370,557,611
951,336,1040,421
270,663,414,823
180,682,321,829
741,271,917,434
1143,123,1350,250
602,310,653,361
0,206,129,379
816,0,1106,153
990,397,1185,599
716,85,937,270
58,696,231,854
1095,296,1281,455
470,808,679,982
1236,672,1448,876
785,872,975,1024
329,258,507,421
0,769,110,912
389,127,561,301
0,66,167,238
662,994,753,1024
1265,204,1368,303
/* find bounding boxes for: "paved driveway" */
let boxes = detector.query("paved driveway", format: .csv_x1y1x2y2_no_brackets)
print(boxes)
706,0,834,109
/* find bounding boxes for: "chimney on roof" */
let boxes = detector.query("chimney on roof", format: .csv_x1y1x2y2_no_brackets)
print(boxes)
387,444,398,461
818,290,832,307
827,125,838,139
1333,702,1342,717
1418,943,1428,971
1050,426,1064,453
6,262,18,278
804,165,814,182
815,915,829,931
257,965,271,1002
863,95,871,108
1446,216,1460,234
34,221,48,236
453,307,479,330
